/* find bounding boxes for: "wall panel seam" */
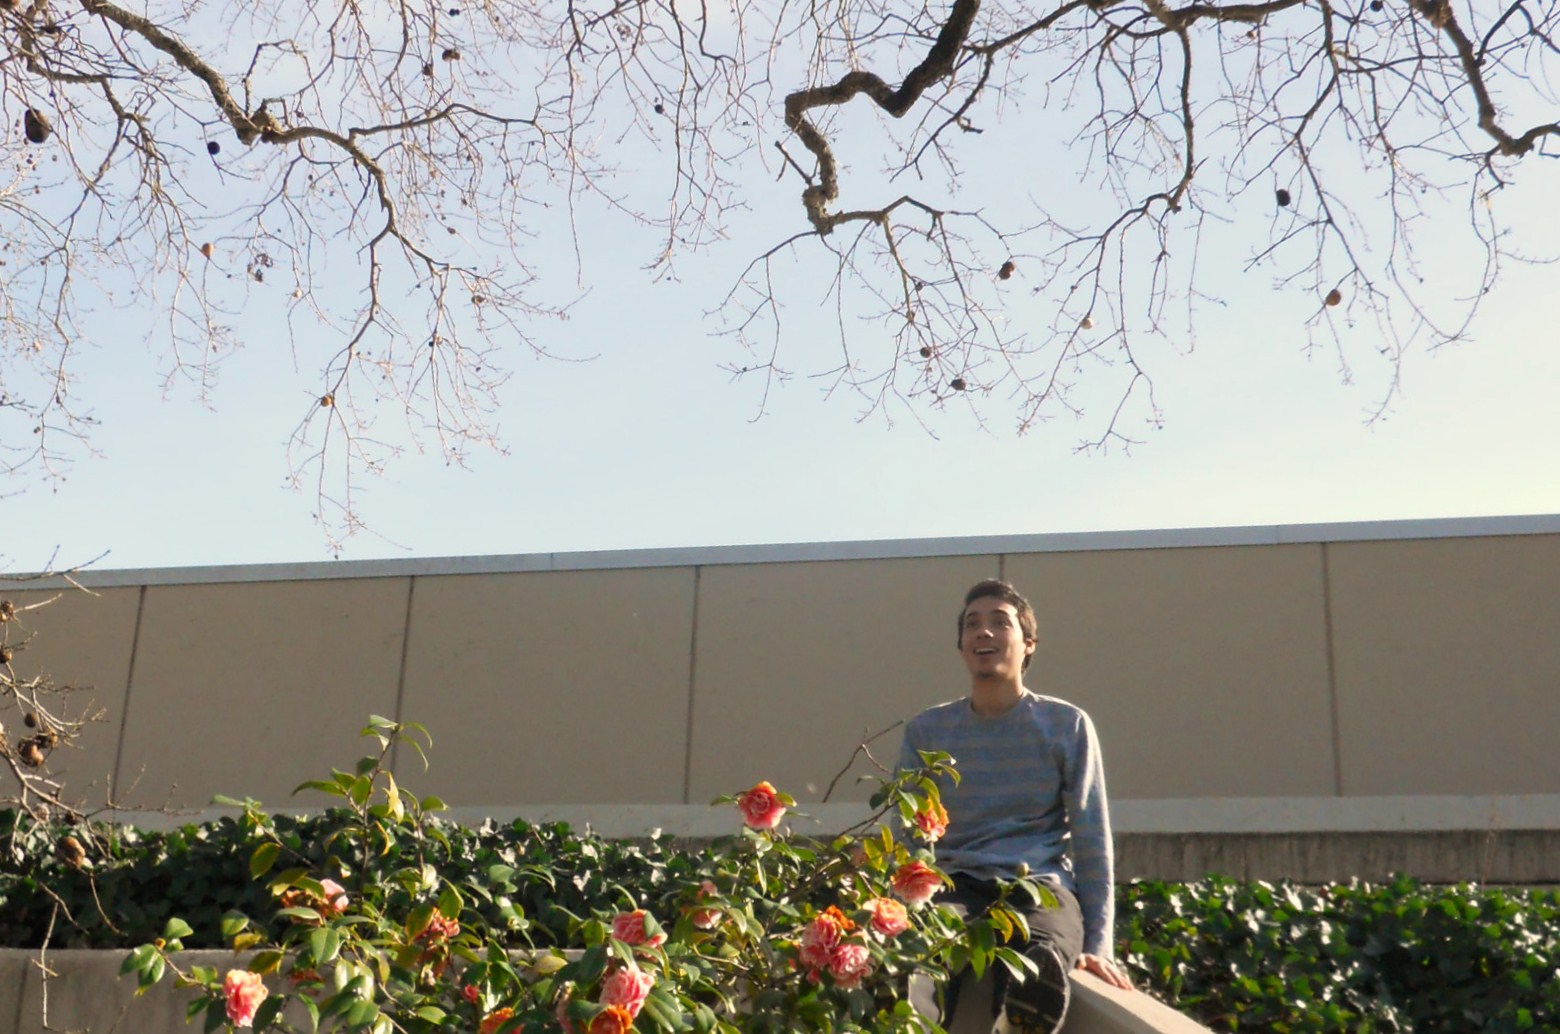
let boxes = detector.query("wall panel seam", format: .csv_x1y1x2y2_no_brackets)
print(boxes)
682,567,701,805
1321,543,1344,796
389,576,416,773
111,584,149,802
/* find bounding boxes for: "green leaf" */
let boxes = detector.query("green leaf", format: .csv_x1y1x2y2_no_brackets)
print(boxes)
437,883,465,920
414,1006,447,1022
381,770,404,823
204,999,227,1034
220,911,251,940
309,927,343,965
277,906,327,922
120,944,155,977
252,995,285,1032
293,779,348,798
249,841,281,879
345,998,379,1027
406,903,436,939
162,917,195,941
249,950,284,975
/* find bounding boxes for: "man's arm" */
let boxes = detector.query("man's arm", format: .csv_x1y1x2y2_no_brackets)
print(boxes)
1062,709,1131,987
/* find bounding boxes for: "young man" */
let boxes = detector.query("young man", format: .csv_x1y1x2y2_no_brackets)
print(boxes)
898,580,1132,1034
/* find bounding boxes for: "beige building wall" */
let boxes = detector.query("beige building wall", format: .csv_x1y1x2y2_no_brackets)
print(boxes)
1326,534,1560,796
397,567,697,806
688,555,995,802
1011,544,1336,799
4,516,1559,823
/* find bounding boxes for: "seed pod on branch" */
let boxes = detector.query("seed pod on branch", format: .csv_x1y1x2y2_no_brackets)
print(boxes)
23,108,52,145
57,835,87,868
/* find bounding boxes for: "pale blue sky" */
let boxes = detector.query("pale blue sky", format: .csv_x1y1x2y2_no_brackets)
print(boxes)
4,19,1558,574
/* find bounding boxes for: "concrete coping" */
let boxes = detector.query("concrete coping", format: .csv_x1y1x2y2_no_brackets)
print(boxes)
93,793,1560,838
4,513,1559,588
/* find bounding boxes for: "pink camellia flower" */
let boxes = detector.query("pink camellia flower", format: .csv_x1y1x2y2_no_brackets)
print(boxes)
610,908,667,948
736,781,787,830
868,897,910,937
462,983,482,1005
318,878,350,915
798,905,854,974
913,799,949,842
892,861,944,907
689,879,721,930
828,942,874,989
599,963,655,1018
222,969,269,1028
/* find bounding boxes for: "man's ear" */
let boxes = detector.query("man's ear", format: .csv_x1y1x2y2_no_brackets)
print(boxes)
1024,637,1037,657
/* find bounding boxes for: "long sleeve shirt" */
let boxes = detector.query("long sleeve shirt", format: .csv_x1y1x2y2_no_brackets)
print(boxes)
897,689,1116,958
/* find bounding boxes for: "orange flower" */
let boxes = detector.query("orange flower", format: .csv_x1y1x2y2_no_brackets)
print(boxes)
221,970,268,1028
610,909,666,948
478,1007,515,1034
736,781,787,830
688,879,721,930
868,897,910,937
588,1004,634,1034
892,861,944,907
415,909,461,943
913,799,948,842
798,905,856,973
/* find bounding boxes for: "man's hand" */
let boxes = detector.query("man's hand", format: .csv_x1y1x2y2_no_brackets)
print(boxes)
1076,953,1134,990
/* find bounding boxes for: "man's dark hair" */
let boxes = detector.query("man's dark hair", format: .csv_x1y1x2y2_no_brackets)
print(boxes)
958,579,1039,670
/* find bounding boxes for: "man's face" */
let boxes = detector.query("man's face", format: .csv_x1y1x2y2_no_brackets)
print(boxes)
958,597,1035,680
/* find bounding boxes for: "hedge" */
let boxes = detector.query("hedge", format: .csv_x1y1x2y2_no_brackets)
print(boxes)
4,809,1557,1032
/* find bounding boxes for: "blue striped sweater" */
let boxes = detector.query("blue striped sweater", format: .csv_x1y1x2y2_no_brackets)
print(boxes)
897,689,1116,957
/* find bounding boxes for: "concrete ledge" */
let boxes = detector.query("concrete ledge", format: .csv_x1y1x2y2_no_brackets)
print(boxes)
932,967,1210,1034
96,796,1560,884
2,949,1210,1034
7,514,1558,587
103,792,1560,837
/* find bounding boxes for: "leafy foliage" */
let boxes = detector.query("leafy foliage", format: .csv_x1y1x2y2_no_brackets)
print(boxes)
5,721,1558,1032
102,719,1045,1033
1119,875,1560,1033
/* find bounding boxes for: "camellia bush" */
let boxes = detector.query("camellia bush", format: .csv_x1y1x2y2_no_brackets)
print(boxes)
4,716,1557,1032
119,717,1052,1034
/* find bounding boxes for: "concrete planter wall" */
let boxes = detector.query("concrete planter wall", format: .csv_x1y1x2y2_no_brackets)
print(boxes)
1,949,1208,1034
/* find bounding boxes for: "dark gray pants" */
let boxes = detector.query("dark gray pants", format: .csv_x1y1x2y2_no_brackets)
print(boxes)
938,875,1083,1024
